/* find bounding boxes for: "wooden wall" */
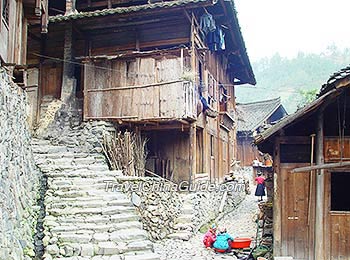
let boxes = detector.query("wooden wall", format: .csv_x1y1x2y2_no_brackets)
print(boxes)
237,136,259,166
0,0,27,64
145,130,190,183
324,169,350,260
274,136,350,260
279,164,315,260
84,56,196,121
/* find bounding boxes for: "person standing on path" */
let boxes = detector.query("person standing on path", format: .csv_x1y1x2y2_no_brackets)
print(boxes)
255,172,266,201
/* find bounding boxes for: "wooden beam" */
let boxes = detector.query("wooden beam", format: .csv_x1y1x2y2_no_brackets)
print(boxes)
189,123,197,185
291,161,350,173
87,80,184,92
84,116,138,120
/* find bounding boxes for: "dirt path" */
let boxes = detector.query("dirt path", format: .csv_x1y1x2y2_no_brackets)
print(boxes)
154,190,260,260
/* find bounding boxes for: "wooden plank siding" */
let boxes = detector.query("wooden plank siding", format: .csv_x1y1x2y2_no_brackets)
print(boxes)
84,56,197,121
279,164,315,260
237,137,260,166
323,169,350,260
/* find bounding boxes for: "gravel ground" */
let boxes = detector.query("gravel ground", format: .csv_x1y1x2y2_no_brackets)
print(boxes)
154,184,260,260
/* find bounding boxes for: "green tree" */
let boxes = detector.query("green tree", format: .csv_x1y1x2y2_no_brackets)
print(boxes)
297,88,318,109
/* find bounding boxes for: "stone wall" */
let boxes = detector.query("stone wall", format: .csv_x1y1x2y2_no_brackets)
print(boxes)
110,176,183,240
186,180,247,232
0,68,40,259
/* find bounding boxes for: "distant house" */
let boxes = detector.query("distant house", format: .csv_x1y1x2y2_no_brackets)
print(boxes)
255,66,350,260
236,97,287,166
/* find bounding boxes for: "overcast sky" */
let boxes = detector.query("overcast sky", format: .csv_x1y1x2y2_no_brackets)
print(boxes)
235,0,350,61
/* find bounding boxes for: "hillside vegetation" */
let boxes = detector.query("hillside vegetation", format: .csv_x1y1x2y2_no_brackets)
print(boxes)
235,46,350,112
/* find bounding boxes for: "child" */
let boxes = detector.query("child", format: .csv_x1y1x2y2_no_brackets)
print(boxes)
203,224,217,248
213,227,234,252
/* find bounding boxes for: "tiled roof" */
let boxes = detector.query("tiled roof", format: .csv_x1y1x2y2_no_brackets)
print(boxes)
49,0,213,23
319,65,350,96
236,97,282,132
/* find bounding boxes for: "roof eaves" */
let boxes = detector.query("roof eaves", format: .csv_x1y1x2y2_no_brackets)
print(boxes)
248,100,282,132
319,65,350,96
49,0,213,23
226,0,256,85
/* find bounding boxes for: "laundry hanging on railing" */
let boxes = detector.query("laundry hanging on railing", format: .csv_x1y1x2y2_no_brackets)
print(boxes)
200,12,216,35
206,27,225,51
199,11,226,52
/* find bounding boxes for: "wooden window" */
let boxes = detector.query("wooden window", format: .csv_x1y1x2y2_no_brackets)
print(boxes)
331,172,350,211
2,0,9,26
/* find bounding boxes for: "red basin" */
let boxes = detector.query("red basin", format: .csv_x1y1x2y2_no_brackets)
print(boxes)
231,237,252,249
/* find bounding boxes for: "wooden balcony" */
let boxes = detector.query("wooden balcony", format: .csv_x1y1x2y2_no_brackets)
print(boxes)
84,79,197,123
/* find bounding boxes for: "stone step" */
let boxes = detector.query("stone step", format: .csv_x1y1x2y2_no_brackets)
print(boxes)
176,215,193,224
31,139,51,146
32,145,69,154
48,183,111,192
174,223,194,231
47,189,128,200
50,177,119,187
39,163,109,173
56,229,148,244
45,170,122,178
49,213,140,226
124,253,160,260
47,205,136,216
35,156,106,166
167,231,192,241
181,206,195,215
46,193,128,203
48,199,132,209
48,221,143,234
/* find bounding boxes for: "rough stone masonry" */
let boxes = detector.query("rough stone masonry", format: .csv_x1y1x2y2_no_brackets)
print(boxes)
0,68,40,259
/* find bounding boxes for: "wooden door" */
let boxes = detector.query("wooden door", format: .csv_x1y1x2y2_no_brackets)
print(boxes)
281,166,314,260
41,63,62,98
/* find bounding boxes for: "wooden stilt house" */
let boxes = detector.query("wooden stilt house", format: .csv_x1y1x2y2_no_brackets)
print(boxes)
27,0,255,183
255,66,350,260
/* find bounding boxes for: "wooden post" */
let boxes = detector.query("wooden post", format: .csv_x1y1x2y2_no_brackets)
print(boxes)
273,137,282,256
189,123,197,185
180,48,184,75
190,13,196,82
315,110,325,260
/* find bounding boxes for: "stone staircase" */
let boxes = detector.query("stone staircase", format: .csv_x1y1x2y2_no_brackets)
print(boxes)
167,193,195,241
31,138,160,260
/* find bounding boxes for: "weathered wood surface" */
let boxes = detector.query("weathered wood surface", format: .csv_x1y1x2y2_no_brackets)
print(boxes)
280,164,314,260
84,56,197,122
324,137,350,162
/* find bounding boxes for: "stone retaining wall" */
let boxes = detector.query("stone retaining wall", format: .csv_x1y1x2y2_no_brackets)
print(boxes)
111,176,183,240
0,68,40,259
187,180,247,232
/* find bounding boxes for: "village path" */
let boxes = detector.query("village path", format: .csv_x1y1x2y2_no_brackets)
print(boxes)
154,188,260,260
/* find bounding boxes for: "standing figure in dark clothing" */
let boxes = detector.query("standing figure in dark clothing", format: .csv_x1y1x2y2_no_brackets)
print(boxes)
255,172,266,202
